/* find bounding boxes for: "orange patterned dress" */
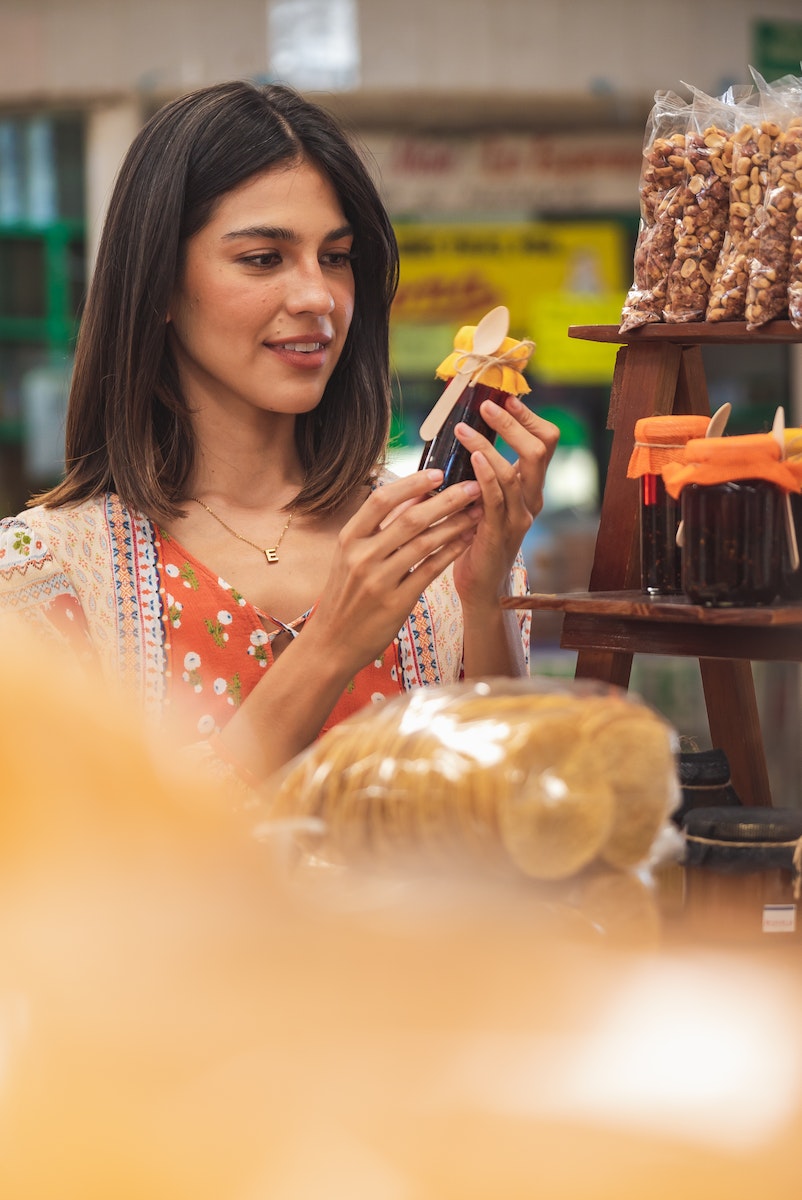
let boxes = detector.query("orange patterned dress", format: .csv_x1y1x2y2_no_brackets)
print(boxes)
0,492,531,750
156,527,404,742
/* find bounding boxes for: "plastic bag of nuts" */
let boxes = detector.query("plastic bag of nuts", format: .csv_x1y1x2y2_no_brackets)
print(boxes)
707,116,777,322
789,150,802,330
663,87,741,324
745,73,802,330
619,90,689,333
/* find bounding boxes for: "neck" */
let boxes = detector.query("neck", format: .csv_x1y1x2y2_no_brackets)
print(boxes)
190,420,304,506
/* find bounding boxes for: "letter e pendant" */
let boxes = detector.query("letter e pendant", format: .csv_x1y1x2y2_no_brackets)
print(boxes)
265,547,279,564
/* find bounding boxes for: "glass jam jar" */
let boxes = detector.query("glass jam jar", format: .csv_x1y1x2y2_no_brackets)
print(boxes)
681,806,802,946
662,433,800,608
627,415,711,595
419,382,506,490
680,478,783,607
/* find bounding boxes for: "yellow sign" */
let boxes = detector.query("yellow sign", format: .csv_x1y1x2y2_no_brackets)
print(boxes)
391,221,628,385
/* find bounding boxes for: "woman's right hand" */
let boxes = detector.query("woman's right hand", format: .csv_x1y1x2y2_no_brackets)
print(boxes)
219,468,481,780
305,467,482,673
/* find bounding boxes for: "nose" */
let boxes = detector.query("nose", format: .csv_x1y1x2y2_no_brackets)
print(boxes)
286,259,336,316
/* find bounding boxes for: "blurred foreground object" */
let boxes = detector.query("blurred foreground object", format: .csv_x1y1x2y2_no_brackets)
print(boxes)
1,622,801,1198
266,677,681,880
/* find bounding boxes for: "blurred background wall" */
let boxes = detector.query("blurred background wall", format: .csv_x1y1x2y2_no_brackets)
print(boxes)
1,0,801,797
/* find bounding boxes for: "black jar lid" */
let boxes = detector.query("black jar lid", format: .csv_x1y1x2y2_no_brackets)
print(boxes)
678,748,731,787
682,806,802,873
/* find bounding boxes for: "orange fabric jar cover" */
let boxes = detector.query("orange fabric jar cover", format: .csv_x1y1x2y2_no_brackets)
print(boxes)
662,432,802,499
626,415,712,478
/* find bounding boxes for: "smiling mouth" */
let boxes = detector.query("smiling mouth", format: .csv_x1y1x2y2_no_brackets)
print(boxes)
272,341,327,352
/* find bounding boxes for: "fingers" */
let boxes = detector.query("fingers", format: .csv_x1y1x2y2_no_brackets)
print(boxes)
345,469,445,537
339,470,481,587
350,471,482,539
473,395,560,465
453,396,561,520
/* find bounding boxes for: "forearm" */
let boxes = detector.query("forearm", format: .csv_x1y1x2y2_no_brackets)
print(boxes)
214,630,353,782
462,600,528,679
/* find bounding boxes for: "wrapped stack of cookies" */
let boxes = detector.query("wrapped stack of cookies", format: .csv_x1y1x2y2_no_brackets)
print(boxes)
621,69,802,332
263,677,680,883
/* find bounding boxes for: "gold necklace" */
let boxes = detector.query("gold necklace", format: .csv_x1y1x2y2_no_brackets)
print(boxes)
191,497,296,564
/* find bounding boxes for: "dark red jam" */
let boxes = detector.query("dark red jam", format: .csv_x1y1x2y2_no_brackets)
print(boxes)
680,479,783,607
418,382,504,490
640,472,682,595
780,491,802,600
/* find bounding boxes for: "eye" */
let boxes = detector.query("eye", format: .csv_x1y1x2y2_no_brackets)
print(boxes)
240,251,281,269
322,249,356,269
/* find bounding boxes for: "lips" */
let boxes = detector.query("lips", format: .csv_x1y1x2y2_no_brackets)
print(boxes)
266,334,332,352
265,337,332,371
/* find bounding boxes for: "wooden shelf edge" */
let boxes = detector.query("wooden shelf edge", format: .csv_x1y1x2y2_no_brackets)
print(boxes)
568,320,802,346
502,590,802,627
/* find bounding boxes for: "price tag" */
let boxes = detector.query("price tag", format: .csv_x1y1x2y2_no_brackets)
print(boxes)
762,904,797,934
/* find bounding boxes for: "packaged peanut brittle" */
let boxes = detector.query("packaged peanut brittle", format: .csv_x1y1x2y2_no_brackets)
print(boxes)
707,115,775,322
789,130,802,329
745,73,802,329
663,88,741,324
619,90,689,333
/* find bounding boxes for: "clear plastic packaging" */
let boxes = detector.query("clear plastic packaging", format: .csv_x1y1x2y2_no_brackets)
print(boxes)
707,115,776,322
620,90,690,332
663,86,742,324
745,71,802,330
264,676,681,882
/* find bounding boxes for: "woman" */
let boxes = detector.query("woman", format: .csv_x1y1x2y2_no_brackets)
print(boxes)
0,81,558,788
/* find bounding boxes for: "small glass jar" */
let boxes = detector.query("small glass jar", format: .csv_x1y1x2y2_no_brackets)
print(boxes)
780,427,802,600
680,478,783,607
419,382,505,490
681,806,802,945
639,472,682,595
628,415,710,595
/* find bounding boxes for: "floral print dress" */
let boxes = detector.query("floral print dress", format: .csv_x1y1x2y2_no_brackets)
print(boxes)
156,528,404,742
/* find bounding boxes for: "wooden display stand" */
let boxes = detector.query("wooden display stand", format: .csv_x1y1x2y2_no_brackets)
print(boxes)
504,321,802,807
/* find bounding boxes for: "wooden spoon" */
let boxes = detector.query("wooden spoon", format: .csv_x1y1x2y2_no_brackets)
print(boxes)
772,405,800,574
676,402,732,548
419,305,510,443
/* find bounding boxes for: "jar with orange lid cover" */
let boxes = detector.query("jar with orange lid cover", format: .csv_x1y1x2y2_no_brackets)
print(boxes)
663,433,802,607
627,414,710,595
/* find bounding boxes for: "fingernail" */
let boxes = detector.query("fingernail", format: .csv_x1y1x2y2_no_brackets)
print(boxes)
463,481,481,498
426,469,444,482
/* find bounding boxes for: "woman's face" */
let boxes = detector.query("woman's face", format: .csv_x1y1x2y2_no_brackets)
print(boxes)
168,159,355,425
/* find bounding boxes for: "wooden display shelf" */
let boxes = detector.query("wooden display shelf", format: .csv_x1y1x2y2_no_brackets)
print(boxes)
513,320,802,808
502,591,802,660
568,320,802,346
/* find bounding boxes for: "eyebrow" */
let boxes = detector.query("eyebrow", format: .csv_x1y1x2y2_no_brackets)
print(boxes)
222,223,354,243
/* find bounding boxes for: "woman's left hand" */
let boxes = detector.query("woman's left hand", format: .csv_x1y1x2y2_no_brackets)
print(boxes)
449,394,560,606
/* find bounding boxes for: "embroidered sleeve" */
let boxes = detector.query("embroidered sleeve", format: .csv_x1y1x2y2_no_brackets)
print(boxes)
0,515,93,652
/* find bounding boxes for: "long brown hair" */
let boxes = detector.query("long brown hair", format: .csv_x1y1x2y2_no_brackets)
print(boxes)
37,81,399,522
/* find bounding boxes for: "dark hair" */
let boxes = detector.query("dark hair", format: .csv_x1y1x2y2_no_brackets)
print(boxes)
37,80,399,521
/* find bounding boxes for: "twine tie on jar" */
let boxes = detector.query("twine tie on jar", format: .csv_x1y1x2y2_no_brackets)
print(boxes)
632,440,686,451
420,306,535,443
449,339,536,387
685,832,802,900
